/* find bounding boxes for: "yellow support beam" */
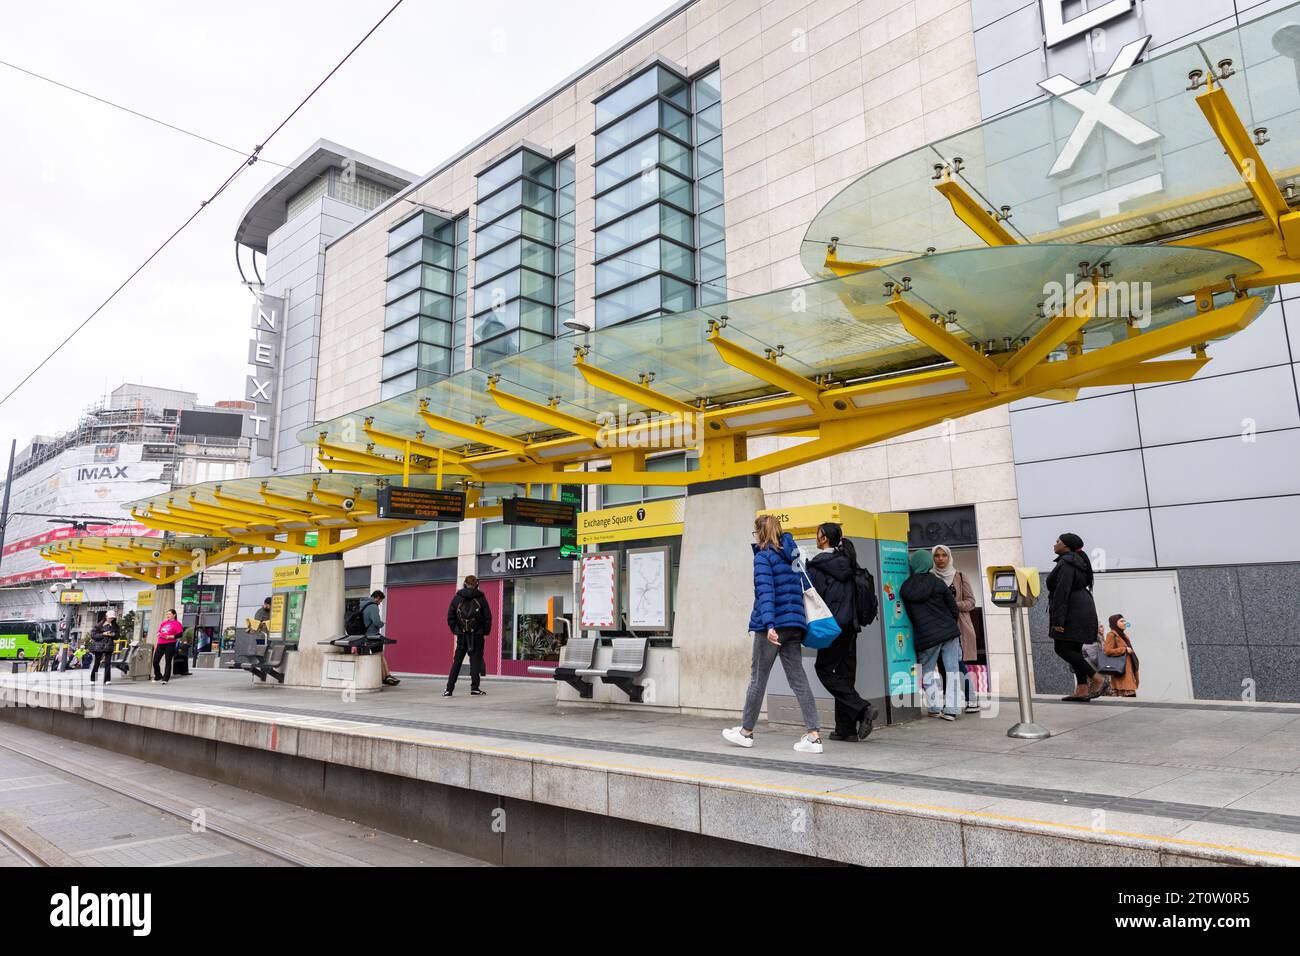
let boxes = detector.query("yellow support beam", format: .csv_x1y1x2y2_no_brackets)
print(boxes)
418,402,529,455
362,423,467,465
886,296,1004,389
1079,358,1209,387
485,380,600,440
823,244,878,277
1196,81,1300,257
1000,280,1096,383
707,325,826,405
934,177,1019,247
572,350,698,416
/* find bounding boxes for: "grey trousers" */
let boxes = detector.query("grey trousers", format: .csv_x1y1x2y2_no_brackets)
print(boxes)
741,629,821,733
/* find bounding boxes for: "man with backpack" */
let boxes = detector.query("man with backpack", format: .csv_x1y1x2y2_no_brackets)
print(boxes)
444,576,491,697
807,522,879,741
350,590,399,686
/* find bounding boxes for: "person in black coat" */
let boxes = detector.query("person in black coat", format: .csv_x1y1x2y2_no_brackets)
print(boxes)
444,576,492,697
1047,532,1104,701
87,611,120,685
901,550,962,719
807,523,875,741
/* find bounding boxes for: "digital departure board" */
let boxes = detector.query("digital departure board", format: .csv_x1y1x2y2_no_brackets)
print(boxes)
376,487,466,522
503,497,578,528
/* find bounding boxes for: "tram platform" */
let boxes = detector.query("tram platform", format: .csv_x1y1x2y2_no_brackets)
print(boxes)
1,669,1298,867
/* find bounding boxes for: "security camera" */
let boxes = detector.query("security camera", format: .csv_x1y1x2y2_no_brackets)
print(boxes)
563,315,593,333
48,584,59,595
151,550,162,560
341,497,356,511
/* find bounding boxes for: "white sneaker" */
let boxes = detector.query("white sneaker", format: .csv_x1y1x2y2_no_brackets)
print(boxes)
793,734,823,754
722,727,754,748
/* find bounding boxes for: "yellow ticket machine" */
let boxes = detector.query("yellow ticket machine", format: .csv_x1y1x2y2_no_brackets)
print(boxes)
986,565,1049,740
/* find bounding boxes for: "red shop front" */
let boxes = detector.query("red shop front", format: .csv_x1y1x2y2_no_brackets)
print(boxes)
381,560,503,677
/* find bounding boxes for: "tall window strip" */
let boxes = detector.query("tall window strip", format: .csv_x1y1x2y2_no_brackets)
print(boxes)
693,68,726,306
555,152,577,332
590,64,695,330
381,209,463,400
472,147,558,364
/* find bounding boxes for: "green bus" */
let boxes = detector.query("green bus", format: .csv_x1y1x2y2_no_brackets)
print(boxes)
0,620,60,659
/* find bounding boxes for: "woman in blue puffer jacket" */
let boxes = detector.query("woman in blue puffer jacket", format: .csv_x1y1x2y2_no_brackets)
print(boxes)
723,514,823,754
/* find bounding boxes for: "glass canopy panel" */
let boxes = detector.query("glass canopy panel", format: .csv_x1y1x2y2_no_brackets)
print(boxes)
125,471,454,515
798,5,1300,274
301,241,1263,458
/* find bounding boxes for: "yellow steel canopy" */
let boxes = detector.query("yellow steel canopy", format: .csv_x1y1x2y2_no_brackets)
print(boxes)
110,8,1300,547
41,535,280,586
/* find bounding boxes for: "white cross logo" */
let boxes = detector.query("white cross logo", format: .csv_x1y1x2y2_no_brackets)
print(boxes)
1040,37,1159,177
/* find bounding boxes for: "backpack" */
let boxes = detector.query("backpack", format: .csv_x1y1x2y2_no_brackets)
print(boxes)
344,605,367,636
455,595,484,635
853,565,879,627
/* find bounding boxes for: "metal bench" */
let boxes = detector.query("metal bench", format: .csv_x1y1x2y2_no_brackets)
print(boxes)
529,637,597,698
245,640,295,684
577,638,649,702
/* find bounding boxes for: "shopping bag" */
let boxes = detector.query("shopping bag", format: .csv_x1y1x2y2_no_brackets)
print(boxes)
793,551,839,649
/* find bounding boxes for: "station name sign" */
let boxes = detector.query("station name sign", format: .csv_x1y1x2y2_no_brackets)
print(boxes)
502,497,577,529
376,487,466,522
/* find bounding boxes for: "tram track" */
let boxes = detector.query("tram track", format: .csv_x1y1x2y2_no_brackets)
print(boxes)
0,739,314,867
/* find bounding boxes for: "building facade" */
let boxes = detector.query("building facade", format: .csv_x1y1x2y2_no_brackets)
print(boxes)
232,141,417,626
970,0,1300,703
0,384,251,643
291,0,1300,702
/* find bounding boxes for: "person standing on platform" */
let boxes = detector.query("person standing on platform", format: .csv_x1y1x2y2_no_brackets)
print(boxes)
360,590,400,687
444,577,490,697
88,611,119,685
807,522,875,741
902,550,962,720
1048,532,1105,702
152,608,183,684
1102,613,1140,698
931,545,982,713
722,514,822,754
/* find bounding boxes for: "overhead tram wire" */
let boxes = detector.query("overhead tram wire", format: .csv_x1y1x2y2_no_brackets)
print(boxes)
0,0,407,413
0,57,289,169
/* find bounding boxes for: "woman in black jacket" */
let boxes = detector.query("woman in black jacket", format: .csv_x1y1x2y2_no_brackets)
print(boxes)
900,550,962,720
807,523,875,741
1047,532,1104,702
88,611,120,685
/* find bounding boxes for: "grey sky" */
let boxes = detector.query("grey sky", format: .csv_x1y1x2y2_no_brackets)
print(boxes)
0,0,675,453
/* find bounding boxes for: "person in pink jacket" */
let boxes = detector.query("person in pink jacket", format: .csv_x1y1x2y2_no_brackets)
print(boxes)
152,608,184,684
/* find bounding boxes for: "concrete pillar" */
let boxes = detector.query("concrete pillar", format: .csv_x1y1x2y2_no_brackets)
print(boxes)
284,553,380,689
675,477,766,717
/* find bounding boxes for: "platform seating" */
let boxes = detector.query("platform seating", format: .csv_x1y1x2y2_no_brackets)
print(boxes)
577,638,649,702
530,638,597,698
245,640,295,684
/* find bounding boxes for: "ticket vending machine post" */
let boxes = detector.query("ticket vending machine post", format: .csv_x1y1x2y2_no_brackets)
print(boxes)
987,565,1049,740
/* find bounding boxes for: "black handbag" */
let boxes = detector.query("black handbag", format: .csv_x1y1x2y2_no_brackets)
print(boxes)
1096,648,1127,675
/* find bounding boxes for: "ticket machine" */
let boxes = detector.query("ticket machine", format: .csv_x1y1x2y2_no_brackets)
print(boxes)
986,565,1048,740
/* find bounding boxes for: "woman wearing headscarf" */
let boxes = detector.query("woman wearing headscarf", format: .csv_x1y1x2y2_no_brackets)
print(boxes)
931,545,981,713
1102,613,1140,697
901,549,962,720
1047,532,1104,702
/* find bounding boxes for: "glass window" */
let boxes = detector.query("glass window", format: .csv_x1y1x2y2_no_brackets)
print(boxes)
698,204,725,247
661,274,695,314
595,101,657,161
662,239,695,281
475,328,552,362
594,68,658,128
596,240,660,294
595,274,660,327
388,532,414,561
382,343,417,377
697,170,724,212
474,299,554,341
697,135,723,178
521,150,555,186
695,102,722,141
418,344,451,375
472,269,554,314
381,370,417,400
699,240,727,282
384,289,452,327
558,153,576,188
384,317,421,351
477,180,522,224
477,151,523,198
695,69,721,109
482,520,509,553
521,180,555,217
660,101,691,145
595,172,663,226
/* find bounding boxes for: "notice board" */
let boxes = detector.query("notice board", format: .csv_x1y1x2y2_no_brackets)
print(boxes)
579,552,619,630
